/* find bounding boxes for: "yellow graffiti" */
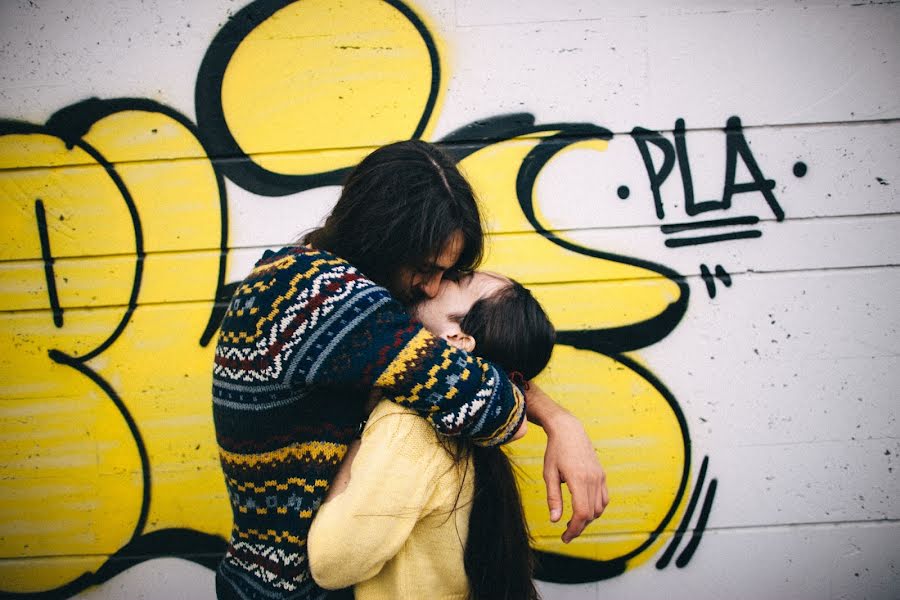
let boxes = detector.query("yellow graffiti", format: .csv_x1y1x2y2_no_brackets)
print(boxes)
0,0,696,594
221,0,444,175
0,108,229,592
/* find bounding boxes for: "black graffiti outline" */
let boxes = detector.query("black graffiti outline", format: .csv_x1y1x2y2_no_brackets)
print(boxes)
195,0,441,196
0,100,231,598
676,477,717,568
514,127,692,351
42,96,232,347
0,118,148,599
0,117,145,361
0,0,731,591
661,216,760,234
0,530,225,600
657,455,708,568
723,116,783,221
667,230,762,248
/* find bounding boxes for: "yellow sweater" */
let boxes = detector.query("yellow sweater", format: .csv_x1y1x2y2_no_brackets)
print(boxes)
308,401,474,600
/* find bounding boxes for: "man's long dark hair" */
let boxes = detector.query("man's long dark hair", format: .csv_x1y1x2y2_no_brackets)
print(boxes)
458,280,555,600
303,140,484,295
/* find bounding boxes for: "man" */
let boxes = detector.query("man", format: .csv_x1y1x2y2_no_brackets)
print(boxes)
213,140,608,599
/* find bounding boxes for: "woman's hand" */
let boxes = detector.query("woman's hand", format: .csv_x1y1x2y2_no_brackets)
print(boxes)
325,439,361,501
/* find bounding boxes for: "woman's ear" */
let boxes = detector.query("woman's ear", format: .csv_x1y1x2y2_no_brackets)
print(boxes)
444,332,476,353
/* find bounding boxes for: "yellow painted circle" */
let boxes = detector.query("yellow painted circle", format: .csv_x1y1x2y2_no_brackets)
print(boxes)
222,0,437,175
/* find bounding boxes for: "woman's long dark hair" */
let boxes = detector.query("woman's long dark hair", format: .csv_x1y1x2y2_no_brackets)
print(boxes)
458,280,555,600
303,140,483,298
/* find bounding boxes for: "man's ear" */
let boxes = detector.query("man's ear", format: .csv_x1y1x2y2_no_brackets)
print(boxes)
444,332,476,353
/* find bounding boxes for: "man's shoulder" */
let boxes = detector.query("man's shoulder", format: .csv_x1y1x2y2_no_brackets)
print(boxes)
223,245,400,338
243,245,380,296
252,244,349,275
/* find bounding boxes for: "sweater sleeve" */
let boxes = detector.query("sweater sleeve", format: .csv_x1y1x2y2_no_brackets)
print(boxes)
296,271,525,446
307,401,453,590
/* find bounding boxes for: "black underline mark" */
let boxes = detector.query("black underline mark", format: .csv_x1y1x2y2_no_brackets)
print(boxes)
665,230,762,248
657,455,709,569
676,478,718,567
35,199,63,327
660,215,760,234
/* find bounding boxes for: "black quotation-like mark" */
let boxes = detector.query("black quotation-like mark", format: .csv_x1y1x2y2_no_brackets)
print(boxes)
700,264,732,298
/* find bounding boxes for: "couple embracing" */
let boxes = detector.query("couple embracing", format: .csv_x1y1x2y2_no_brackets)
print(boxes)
213,140,609,600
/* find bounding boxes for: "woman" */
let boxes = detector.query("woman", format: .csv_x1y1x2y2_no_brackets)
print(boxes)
308,271,553,599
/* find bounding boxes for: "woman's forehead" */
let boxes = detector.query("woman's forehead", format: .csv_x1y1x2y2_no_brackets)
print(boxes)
465,271,509,296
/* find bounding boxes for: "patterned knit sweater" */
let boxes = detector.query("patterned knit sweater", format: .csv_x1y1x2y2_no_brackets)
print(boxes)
212,245,526,600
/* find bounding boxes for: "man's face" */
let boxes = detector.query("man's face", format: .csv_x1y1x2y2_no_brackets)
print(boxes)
391,230,465,305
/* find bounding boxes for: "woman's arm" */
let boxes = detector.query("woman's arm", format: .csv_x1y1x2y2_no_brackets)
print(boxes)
307,401,451,590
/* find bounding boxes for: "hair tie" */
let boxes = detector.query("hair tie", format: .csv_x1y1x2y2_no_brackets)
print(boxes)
508,371,529,391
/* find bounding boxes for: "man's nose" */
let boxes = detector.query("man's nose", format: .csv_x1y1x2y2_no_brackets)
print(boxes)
419,274,442,299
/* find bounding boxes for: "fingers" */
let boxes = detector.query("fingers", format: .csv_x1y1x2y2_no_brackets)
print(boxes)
598,471,610,518
562,478,593,543
543,466,563,523
562,468,610,544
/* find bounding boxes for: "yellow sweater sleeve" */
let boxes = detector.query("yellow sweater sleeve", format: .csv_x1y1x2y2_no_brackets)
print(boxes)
307,401,453,590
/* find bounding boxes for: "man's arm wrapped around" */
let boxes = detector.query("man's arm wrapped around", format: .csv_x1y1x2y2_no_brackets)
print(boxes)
213,246,525,445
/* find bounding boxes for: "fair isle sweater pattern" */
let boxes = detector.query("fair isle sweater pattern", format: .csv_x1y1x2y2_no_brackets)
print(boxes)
212,246,525,600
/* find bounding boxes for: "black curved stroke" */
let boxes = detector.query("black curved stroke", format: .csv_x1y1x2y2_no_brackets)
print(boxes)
0,530,226,600
0,104,229,597
44,96,231,347
195,0,442,196
47,350,152,544
676,478,717,568
515,129,691,352
0,117,145,362
656,455,709,569
438,115,691,351
533,351,692,583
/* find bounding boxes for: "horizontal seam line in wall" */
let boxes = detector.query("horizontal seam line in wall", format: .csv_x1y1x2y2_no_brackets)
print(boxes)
5,520,899,561
485,211,900,236
0,245,226,264
527,518,900,540
2,264,898,315
4,211,898,265
0,551,227,562
519,263,900,286
453,2,900,29
694,519,900,534
733,435,900,447
1,117,898,172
